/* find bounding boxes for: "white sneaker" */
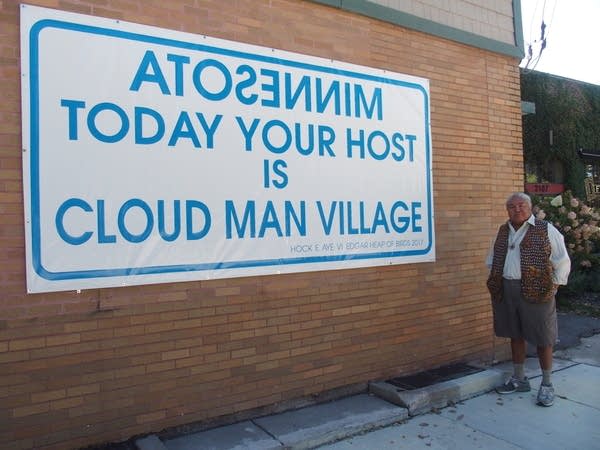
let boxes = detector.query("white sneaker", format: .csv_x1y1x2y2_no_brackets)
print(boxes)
537,383,555,407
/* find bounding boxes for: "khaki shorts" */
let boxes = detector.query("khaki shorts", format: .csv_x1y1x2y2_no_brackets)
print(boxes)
492,278,557,347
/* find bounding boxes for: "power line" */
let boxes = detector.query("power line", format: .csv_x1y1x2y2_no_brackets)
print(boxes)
523,0,557,72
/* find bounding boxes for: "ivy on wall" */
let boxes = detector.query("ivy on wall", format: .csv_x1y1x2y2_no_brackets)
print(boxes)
521,70,600,198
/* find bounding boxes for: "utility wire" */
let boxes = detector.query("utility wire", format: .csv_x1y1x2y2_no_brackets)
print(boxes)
523,0,558,72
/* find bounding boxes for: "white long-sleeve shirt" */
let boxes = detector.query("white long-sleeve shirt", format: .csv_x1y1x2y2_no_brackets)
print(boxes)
486,215,571,285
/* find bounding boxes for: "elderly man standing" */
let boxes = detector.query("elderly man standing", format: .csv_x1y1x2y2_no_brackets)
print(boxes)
486,192,571,407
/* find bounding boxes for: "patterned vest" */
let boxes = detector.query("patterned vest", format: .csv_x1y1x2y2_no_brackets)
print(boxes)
486,219,555,303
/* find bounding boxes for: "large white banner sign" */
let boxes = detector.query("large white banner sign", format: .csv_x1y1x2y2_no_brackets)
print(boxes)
21,5,435,293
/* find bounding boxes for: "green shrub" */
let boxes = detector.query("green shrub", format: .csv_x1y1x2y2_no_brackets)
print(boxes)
559,270,588,297
587,267,600,293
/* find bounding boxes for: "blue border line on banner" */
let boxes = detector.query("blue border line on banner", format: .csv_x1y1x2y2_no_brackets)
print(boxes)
28,18,433,281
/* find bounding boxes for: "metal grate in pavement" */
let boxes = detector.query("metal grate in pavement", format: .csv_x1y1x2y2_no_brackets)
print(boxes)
386,363,484,390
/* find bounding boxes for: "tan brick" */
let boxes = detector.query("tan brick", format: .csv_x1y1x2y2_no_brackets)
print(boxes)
137,410,167,424
51,396,84,411
231,347,256,359
67,384,100,397
146,361,175,374
12,402,50,418
45,333,81,347
162,349,190,361
31,389,66,403
9,337,45,351
63,321,98,333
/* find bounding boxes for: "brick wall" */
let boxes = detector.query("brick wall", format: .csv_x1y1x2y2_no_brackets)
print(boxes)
0,0,522,448
369,0,515,44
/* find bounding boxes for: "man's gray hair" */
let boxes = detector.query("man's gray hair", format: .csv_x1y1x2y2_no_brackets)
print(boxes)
506,192,532,207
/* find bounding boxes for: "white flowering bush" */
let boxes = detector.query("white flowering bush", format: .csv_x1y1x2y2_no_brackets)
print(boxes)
532,191,600,294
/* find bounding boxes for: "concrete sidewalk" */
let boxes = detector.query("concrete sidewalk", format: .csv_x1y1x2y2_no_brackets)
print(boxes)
324,357,600,450
136,328,600,450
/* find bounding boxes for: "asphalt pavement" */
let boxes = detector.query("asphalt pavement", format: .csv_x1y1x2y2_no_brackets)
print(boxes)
135,312,600,450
